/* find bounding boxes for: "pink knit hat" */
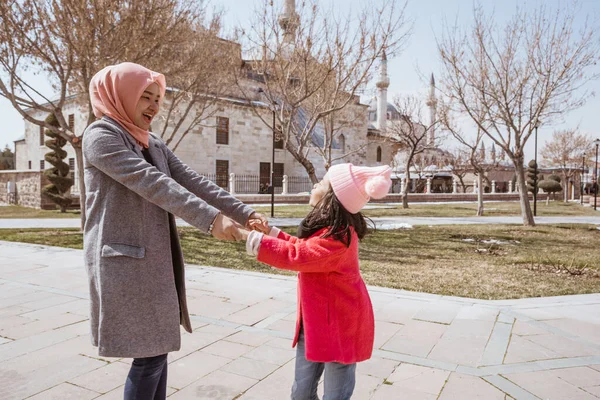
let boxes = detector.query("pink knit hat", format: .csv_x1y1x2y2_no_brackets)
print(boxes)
326,164,392,214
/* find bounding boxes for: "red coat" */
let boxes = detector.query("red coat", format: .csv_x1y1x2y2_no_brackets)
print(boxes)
257,227,374,364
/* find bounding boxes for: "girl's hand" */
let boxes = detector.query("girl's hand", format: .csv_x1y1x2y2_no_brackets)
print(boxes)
246,212,270,233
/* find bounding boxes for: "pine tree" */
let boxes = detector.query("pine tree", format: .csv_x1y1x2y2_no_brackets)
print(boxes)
41,114,73,212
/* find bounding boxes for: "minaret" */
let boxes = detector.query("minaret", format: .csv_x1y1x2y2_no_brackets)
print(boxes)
479,141,486,161
376,50,390,131
491,143,496,163
279,0,298,54
425,73,437,145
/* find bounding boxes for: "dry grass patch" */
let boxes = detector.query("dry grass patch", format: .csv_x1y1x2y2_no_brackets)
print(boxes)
0,224,598,299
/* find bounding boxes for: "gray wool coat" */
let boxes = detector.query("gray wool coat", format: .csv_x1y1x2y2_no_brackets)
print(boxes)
82,117,254,358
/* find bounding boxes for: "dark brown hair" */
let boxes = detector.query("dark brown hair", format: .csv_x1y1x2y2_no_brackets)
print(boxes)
299,186,371,247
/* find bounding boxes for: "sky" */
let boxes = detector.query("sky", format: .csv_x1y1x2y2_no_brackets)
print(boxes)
1,0,599,162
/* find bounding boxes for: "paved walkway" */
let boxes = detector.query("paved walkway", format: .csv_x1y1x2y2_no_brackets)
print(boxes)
1,241,599,399
2,215,600,229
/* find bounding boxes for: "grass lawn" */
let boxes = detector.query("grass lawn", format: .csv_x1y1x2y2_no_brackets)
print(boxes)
1,224,598,300
0,205,81,219
256,200,598,218
1,201,597,219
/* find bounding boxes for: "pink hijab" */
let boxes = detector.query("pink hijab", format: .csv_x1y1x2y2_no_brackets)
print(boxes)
89,62,166,148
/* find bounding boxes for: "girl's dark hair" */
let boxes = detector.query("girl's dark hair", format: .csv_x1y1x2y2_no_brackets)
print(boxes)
299,186,371,247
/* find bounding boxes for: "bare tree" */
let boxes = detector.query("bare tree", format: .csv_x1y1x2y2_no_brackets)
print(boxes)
440,103,502,215
447,148,471,193
387,95,439,208
234,0,411,182
0,0,220,226
437,2,599,226
541,129,592,201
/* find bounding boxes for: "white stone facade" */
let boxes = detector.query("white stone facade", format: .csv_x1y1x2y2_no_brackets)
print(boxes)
14,92,388,194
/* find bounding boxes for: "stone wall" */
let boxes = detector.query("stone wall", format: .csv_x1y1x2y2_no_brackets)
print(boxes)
0,170,44,208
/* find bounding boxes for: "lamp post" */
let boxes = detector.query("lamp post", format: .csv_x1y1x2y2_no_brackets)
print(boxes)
594,139,600,211
533,122,539,216
581,152,586,205
270,109,275,218
257,88,276,217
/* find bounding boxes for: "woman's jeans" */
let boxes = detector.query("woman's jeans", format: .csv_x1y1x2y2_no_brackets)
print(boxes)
124,354,168,400
291,331,356,400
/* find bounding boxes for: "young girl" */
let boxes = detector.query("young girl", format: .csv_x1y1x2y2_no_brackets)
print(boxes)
244,163,392,400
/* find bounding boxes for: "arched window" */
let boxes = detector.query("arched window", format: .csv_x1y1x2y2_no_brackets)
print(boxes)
338,134,346,152
376,146,382,162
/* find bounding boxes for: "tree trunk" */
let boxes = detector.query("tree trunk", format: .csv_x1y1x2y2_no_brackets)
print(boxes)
402,157,412,209
514,161,535,226
73,145,86,230
476,173,484,216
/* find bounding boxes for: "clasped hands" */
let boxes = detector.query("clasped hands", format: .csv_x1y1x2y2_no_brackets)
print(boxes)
211,212,269,241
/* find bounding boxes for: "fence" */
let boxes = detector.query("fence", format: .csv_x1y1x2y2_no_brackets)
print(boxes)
198,173,313,194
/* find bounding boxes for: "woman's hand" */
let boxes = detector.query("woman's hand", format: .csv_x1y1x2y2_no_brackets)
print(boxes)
246,212,270,233
211,214,246,241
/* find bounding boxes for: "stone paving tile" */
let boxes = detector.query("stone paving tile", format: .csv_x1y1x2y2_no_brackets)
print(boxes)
544,366,600,391
186,295,248,320
373,320,404,349
583,385,600,397
438,373,507,399
503,334,560,364
357,356,400,379
512,307,563,321
347,373,382,399
511,319,550,336
243,343,296,366
544,318,600,346
237,359,295,400
527,333,598,358
0,291,56,310
220,356,281,380
25,382,99,400
455,304,499,321
224,299,291,326
414,302,462,325
223,330,273,347
0,354,106,400
67,360,131,394
374,298,426,324
169,369,258,399
381,319,448,357
590,364,600,373
0,321,85,362
263,317,296,333
428,336,487,367
386,363,450,395
265,337,293,350
4,335,96,375
482,375,539,400
480,321,513,366
504,369,599,400
168,351,232,390
0,305,33,318
19,298,89,319
201,340,255,359
370,383,438,400
0,312,86,340
2,242,600,399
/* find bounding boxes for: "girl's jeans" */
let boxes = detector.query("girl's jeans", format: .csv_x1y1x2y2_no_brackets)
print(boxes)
291,330,356,400
124,353,168,400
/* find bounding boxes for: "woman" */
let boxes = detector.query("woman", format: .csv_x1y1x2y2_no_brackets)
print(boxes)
83,62,267,399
